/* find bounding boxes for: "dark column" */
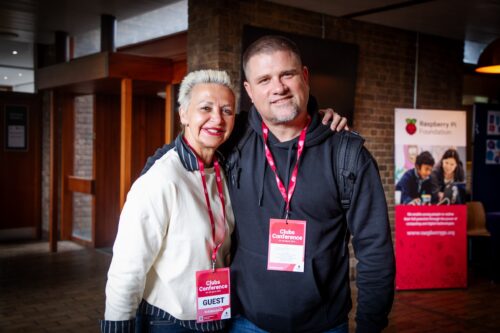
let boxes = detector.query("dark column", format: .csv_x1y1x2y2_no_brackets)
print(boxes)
101,14,117,52
55,31,69,63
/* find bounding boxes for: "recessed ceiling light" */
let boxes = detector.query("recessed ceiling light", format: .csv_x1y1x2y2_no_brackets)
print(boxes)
12,50,18,55
3,76,8,80
18,73,23,77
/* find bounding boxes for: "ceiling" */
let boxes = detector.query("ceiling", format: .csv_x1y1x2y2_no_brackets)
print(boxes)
1,0,499,91
270,0,500,45
0,0,182,44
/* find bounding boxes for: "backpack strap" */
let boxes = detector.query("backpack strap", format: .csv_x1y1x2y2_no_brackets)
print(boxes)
337,131,365,211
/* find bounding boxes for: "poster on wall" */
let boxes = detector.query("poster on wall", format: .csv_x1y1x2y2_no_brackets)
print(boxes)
472,104,500,211
394,108,467,290
486,139,500,164
487,110,500,135
4,105,28,151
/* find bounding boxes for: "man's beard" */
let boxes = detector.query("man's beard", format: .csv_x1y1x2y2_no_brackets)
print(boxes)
269,104,300,124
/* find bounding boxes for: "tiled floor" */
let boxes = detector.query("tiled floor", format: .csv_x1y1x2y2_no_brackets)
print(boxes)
1,241,108,333
1,240,499,332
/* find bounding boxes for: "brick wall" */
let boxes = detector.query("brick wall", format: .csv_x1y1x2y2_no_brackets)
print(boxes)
187,0,463,220
41,92,51,233
188,0,463,278
72,95,94,241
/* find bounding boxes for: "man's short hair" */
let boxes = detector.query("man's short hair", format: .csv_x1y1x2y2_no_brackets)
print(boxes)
415,151,435,167
178,69,234,110
242,35,302,78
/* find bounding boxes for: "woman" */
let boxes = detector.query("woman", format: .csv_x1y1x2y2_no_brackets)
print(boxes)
101,70,236,332
431,148,465,204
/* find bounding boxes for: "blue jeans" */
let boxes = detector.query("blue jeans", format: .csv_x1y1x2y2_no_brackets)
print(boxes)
228,316,348,333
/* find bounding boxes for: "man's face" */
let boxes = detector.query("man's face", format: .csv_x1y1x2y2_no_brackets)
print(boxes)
416,164,433,180
243,50,310,126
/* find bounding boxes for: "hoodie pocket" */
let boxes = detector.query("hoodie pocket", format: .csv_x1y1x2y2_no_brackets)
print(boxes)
233,245,324,330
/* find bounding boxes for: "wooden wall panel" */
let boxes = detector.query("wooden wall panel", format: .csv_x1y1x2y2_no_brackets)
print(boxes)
172,61,187,84
94,94,121,248
93,93,164,248
0,92,41,238
132,96,165,180
164,85,174,144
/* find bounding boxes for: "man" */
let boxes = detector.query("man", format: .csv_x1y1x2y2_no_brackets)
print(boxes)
223,35,394,333
142,36,394,333
396,150,435,205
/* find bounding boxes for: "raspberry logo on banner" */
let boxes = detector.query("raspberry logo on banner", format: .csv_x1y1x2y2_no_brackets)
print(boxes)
405,118,417,135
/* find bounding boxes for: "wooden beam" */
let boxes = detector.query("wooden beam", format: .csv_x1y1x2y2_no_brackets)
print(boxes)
117,31,187,62
164,84,174,144
37,53,108,90
67,176,95,194
49,91,60,252
120,79,133,209
36,52,173,90
108,53,172,82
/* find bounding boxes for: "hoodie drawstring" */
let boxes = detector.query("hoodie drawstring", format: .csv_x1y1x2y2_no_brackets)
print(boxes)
258,155,266,207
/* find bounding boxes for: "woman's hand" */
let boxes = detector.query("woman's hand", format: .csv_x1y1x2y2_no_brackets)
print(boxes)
320,108,349,132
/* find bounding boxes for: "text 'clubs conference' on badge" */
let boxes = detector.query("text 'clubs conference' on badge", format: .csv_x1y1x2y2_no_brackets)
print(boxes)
196,267,231,323
267,218,306,272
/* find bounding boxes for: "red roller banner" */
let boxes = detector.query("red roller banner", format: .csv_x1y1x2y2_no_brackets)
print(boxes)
395,205,467,290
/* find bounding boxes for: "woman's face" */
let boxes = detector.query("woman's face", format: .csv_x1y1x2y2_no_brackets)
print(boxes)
180,83,235,153
442,157,457,176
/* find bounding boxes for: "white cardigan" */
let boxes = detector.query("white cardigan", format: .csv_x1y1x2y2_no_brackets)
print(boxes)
104,149,235,321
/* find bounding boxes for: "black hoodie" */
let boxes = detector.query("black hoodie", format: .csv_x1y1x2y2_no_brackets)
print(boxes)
226,100,394,333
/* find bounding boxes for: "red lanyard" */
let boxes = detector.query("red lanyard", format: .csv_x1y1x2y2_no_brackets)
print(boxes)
183,138,226,271
261,118,310,218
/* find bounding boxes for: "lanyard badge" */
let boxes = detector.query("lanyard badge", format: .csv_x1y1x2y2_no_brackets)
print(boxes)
196,268,231,323
183,137,231,323
262,120,309,273
268,218,306,272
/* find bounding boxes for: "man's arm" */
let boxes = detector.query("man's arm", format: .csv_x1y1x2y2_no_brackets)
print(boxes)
347,149,395,333
140,107,348,174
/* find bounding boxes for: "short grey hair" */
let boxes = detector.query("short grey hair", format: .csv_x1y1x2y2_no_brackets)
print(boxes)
178,69,234,110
